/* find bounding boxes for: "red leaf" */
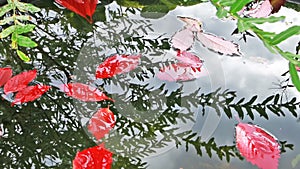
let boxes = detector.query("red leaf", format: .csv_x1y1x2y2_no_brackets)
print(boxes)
236,122,280,169
157,63,205,82
88,108,115,140
60,83,114,102
177,16,202,32
0,67,12,87
171,28,195,51
4,69,37,94
176,50,203,67
12,84,51,105
95,54,141,79
196,32,241,56
55,0,98,23
73,144,113,169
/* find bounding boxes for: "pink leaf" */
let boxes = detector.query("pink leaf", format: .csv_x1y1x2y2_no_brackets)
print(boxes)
0,67,12,87
248,0,273,18
73,144,113,169
171,28,195,51
157,63,204,82
196,32,241,55
177,16,202,32
55,0,98,23
236,122,280,169
95,54,141,79
12,84,51,105
176,50,203,67
88,108,116,140
60,83,114,102
4,69,37,94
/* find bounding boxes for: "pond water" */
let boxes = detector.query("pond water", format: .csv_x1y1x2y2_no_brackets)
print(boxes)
0,0,300,169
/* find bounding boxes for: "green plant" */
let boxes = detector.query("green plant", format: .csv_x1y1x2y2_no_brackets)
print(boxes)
0,0,40,62
210,0,300,91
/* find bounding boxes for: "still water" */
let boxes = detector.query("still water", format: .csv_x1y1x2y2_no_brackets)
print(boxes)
0,0,300,168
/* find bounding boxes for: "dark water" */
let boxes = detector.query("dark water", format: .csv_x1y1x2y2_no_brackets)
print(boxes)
0,1,300,169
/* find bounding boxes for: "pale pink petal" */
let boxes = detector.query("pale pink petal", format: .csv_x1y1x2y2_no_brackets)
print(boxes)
249,0,273,18
171,28,195,51
176,50,203,67
177,16,202,32
196,32,241,55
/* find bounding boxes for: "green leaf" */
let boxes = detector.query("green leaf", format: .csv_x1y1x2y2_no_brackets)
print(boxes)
216,7,228,18
17,50,30,62
0,16,14,26
15,1,41,13
11,32,17,42
16,15,31,21
271,26,300,45
0,25,16,39
0,3,13,17
15,24,35,34
237,19,251,32
289,62,300,92
219,0,236,6
230,0,252,13
16,35,37,48
243,16,285,25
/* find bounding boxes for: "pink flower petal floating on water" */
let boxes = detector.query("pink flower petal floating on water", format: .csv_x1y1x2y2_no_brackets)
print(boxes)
0,67,12,87
73,144,113,169
177,16,202,32
12,84,51,106
157,63,205,82
171,28,195,51
95,54,141,79
197,32,241,56
4,69,37,94
249,0,273,18
236,122,280,169
60,83,114,102
55,0,98,23
88,108,116,140
176,50,203,67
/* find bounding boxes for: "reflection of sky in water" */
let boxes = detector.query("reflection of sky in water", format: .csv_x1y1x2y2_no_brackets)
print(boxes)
143,2,300,169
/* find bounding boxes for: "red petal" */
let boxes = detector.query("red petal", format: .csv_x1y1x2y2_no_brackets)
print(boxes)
60,83,114,102
55,0,98,23
95,54,141,79
236,122,280,169
73,145,113,169
157,63,206,82
12,84,51,105
171,28,195,51
0,67,12,87
4,69,37,94
176,50,203,67
88,108,116,140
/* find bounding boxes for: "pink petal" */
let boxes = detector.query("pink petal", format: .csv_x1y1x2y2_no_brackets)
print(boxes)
88,108,116,140
196,32,241,55
60,83,114,102
249,0,273,18
177,16,202,32
95,54,141,79
236,122,280,169
4,69,37,94
73,144,113,169
176,50,203,67
12,84,50,105
0,67,12,87
171,28,195,51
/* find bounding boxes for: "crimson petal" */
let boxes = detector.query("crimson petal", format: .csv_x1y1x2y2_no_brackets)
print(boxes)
236,122,280,169
4,69,37,94
60,82,114,102
73,144,113,169
12,84,51,105
88,108,116,140
55,0,98,23
0,67,12,87
95,54,141,79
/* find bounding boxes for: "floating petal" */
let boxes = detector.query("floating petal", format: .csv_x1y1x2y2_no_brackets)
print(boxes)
4,69,37,94
12,84,50,105
0,67,12,87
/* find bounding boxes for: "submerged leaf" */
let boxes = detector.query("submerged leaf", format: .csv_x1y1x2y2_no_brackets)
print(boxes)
12,84,50,105
55,0,98,23
60,83,114,102
73,144,113,169
197,32,241,55
0,67,12,87
88,108,116,140
171,28,195,51
4,69,37,94
95,54,141,79
236,122,280,169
